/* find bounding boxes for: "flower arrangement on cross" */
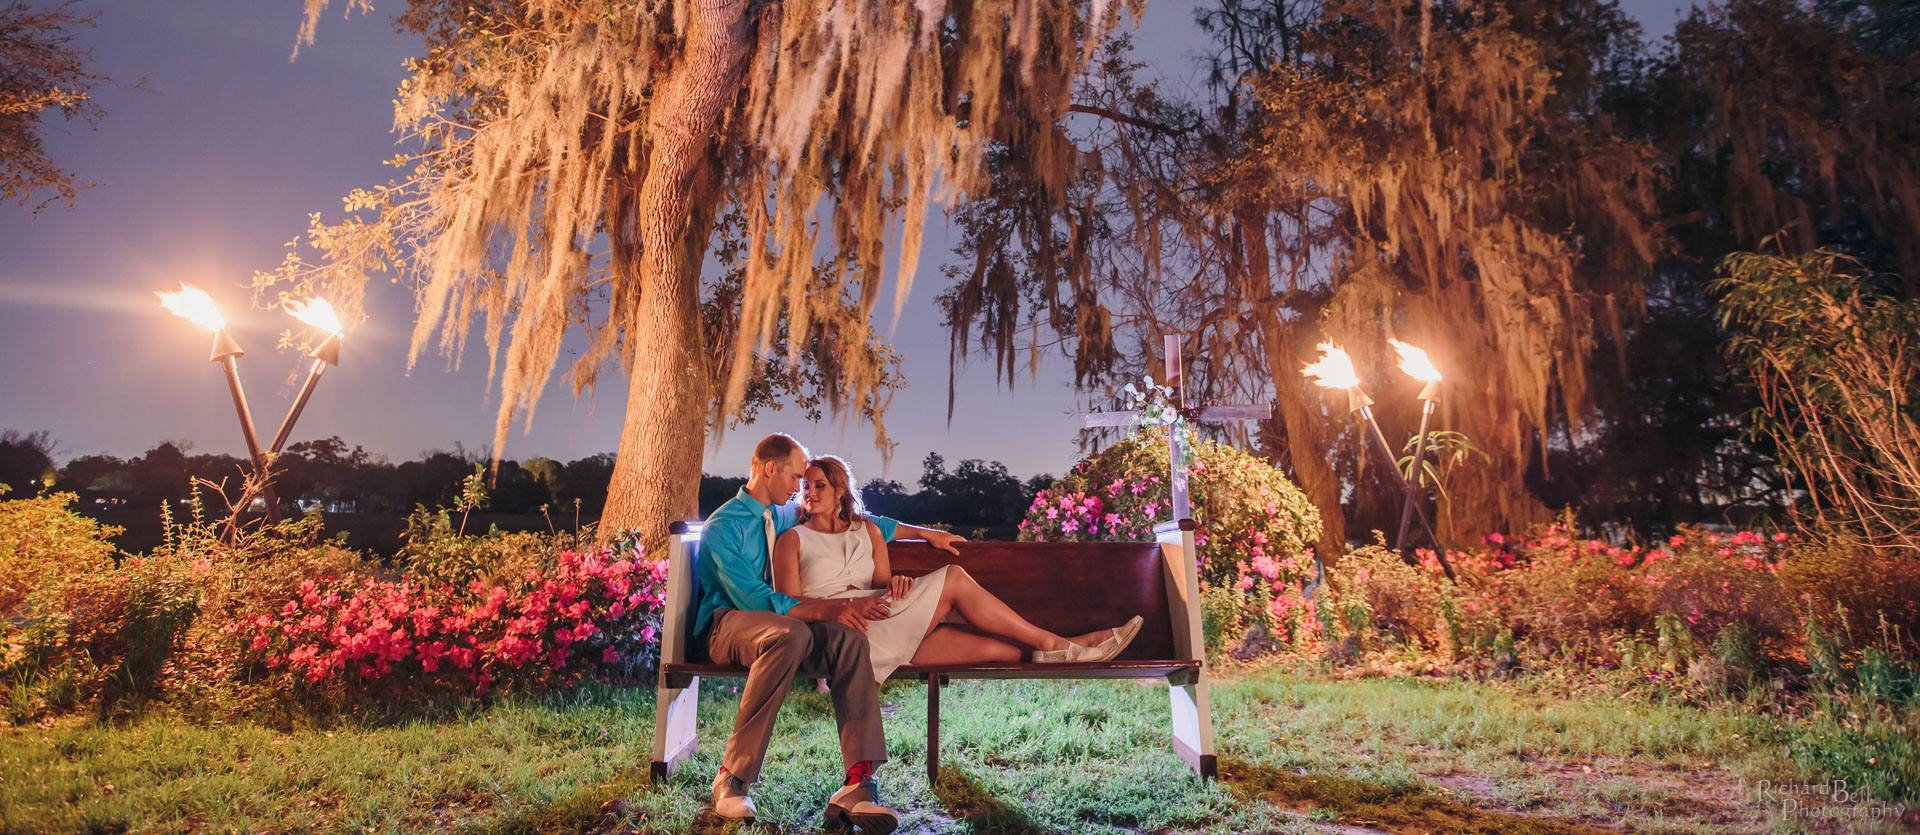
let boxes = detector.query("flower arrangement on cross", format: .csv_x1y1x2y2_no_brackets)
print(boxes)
1120,376,1200,473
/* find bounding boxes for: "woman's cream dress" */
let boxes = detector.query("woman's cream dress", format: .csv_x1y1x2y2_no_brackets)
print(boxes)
792,519,951,682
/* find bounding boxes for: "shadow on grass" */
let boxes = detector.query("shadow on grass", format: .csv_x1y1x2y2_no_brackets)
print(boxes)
1218,758,1613,835
459,771,648,835
931,766,1047,834
458,770,767,835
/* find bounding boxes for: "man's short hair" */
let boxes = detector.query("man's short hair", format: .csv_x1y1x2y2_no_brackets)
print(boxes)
752,433,804,466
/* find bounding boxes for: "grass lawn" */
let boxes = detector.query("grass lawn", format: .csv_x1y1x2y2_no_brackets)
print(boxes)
0,666,1909,834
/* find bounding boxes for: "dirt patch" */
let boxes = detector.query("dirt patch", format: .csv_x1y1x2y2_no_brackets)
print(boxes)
1219,757,1617,835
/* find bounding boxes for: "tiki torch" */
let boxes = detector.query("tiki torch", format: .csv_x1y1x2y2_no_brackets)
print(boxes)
157,284,266,472
267,298,344,454
1303,341,1456,582
1390,339,1441,551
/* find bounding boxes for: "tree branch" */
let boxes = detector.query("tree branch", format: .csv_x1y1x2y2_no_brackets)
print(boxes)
1067,103,1188,137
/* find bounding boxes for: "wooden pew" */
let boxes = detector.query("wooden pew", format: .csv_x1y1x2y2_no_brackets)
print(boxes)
649,521,1216,783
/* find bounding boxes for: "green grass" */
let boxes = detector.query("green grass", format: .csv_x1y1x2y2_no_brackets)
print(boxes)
0,668,1910,833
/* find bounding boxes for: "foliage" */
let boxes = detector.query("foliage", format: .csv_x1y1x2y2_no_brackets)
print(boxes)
0,495,197,721
269,0,1129,539
0,428,56,496
1714,246,1920,552
0,483,666,723
0,0,107,210
1313,520,1920,701
0,489,117,614
945,0,1664,547
1019,426,1320,650
220,542,666,706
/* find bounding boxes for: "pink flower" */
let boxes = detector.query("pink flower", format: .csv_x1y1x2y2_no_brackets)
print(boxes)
1237,575,1255,590
250,634,270,652
1046,507,1059,519
1251,555,1281,580
1772,532,1788,542
1487,532,1506,546
602,647,621,664
1669,535,1686,548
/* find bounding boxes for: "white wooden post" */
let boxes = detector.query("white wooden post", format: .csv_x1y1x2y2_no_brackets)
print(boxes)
1156,520,1216,779
650,523,702,782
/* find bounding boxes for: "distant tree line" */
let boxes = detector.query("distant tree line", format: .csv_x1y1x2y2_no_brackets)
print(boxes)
0,433,1050,532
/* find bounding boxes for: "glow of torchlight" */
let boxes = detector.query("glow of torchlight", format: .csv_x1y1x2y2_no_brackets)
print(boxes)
156,283,226,332
1389,339,1442,382
1302,341,1361,389
284,297,343,335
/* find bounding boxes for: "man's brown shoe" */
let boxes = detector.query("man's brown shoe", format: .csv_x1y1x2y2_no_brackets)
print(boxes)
826,778,899,834
711,770,757,821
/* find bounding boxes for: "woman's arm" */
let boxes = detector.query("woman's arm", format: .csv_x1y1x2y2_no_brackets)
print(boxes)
772,529,805,598
868,519,913,599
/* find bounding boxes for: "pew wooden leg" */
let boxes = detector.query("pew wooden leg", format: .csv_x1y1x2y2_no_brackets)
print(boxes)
650,675,701,782
1168,672,1216,779
926,673,943,785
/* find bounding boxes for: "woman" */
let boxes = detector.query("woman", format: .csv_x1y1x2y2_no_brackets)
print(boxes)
772,455,1142,682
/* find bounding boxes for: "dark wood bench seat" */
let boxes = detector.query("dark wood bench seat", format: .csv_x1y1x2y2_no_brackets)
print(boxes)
664,659,1200,680
650,524,1218,783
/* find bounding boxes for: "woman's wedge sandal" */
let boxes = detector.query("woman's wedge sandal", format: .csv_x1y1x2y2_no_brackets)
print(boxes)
1079,615,1144,663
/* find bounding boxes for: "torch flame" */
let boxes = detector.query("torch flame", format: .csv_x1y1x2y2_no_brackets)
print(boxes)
284,297,343,335
1389,339,1442,382
1302,341,1361,389
156,283,226,332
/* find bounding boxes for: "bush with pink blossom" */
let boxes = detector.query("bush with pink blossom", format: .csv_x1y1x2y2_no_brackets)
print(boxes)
1317,519,1920,688
1019,427,1321,651
0,491,668,722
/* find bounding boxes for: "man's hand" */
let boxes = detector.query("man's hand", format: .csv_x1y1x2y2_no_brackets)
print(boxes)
887,575,914,599
921,528,967,555
845,595,891,621
829,602,871,632
790,596,889,630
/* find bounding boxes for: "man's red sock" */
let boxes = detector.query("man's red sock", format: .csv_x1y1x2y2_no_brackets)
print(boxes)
844,760,874,786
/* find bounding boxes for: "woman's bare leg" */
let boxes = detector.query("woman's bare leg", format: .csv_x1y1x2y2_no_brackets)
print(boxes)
911,625,1022,664
924,566,1114,651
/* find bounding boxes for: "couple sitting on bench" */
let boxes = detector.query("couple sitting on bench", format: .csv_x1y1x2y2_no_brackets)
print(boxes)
697,433,1142,831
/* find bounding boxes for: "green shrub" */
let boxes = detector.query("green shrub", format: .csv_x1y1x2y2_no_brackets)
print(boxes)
0,490,119,614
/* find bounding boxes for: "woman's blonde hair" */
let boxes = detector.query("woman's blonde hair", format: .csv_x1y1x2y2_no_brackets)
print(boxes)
801,455,865,524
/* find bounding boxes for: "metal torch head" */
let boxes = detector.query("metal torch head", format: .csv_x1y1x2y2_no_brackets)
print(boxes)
1417,380,1440,403
208,329,245,362
309,331,343,366
1346,386,1375,413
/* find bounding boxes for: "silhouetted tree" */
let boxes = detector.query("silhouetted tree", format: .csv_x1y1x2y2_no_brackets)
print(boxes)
0,430,56,495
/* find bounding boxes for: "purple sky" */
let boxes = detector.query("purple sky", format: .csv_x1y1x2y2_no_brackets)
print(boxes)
0,0,1687,482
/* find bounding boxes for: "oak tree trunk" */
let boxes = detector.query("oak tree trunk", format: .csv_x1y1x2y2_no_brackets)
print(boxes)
1260,319,1349,563
599,0,756,545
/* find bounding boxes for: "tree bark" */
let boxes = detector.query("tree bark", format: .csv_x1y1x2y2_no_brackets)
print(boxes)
599,0,756,546
1260,318,1349,564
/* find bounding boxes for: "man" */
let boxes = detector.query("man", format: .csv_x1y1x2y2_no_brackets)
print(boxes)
696,433,964,832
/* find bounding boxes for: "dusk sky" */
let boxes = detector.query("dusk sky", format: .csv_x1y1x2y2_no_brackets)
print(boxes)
0,0,1686,483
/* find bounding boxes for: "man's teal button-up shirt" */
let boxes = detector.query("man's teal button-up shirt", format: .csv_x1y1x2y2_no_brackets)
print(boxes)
692,487,900,637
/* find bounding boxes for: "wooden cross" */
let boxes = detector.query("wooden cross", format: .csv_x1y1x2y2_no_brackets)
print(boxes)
1082,335,1273,523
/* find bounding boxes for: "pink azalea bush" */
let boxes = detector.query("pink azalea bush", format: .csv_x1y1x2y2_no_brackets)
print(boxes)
224,545,668,700
1020,428,1321,650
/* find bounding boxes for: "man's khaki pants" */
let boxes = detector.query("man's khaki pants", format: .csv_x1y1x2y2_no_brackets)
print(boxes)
705,609,888,783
